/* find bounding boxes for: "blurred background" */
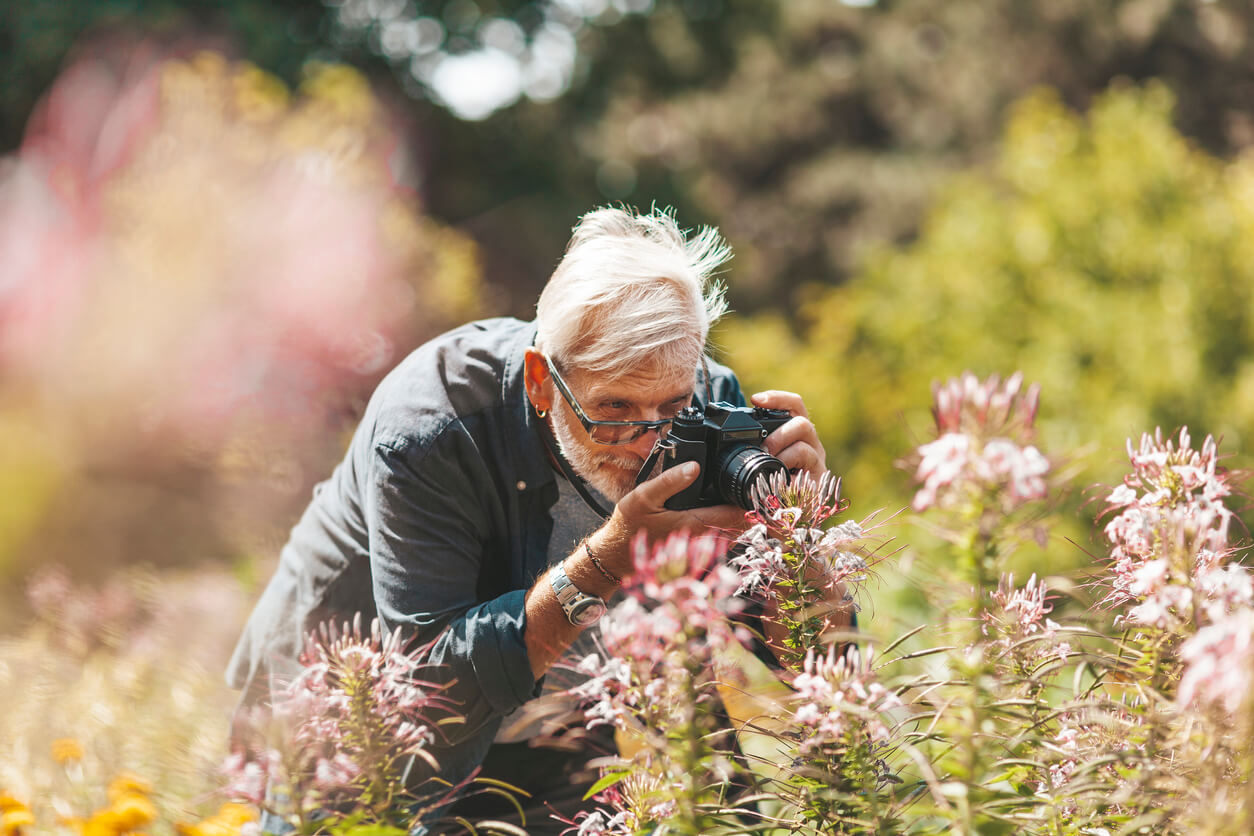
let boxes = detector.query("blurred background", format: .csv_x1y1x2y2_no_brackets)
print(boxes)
3,0,1254,817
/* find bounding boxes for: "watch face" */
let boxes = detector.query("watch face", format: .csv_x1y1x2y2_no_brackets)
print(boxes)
570,597,607,627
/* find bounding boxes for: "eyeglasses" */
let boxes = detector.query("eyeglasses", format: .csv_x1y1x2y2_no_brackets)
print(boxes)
544,355,681,446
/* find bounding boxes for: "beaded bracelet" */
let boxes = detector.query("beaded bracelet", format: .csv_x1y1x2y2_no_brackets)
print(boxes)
582,536,622,586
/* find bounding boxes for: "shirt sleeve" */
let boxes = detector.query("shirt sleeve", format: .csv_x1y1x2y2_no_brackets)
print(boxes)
365,428,537,742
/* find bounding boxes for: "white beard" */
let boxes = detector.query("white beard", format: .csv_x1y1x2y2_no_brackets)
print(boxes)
549,406,644,504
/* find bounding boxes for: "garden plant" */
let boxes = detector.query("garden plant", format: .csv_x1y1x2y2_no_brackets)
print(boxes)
5,10,1254,836
162,370,1250,835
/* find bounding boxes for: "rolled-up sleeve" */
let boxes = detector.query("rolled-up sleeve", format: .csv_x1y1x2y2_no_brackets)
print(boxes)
365,430,537,742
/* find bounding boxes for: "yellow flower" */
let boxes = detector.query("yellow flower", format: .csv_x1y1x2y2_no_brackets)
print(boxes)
106,794,158,832
76,776,158,836
176,802,257,836
51,737,86,763
300,62,374,124
78,814,117,836
0,794,32,836
106,774,152,805
1,808,35,836
210,804,255,828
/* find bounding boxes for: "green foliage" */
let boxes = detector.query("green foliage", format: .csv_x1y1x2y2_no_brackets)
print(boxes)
585,0,1254,312
8,0,1254,322
722,82,1254,572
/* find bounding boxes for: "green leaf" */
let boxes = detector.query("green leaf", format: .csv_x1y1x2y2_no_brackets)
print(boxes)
583,768,631,801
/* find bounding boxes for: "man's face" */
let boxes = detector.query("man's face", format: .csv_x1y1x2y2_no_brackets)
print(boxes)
548,360,696,503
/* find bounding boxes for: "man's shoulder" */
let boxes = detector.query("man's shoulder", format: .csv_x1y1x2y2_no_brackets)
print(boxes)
703,354,744,407
365,317,535,453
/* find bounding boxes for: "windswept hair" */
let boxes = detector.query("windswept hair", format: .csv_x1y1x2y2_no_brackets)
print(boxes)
535,206,731,378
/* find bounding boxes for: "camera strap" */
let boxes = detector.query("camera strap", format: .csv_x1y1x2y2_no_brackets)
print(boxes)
634,438,673,490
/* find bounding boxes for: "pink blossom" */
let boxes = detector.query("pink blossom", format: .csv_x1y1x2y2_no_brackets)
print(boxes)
226,615,456,814
220,750,280,806
1195,565,1254,623
1100,428,1242,630
1177,608,1254,714
570,533,742,733
913,433,972,511
0,42,467,450
314,753,362,791
992,573,1051,633
983,574,1071,674
931,371,1040,440
749,469,845,527
913,434,1048,512
562,809,631,836
1042,724,1080,792
911,373,1049,513
733,470,877,606
791,645,902,753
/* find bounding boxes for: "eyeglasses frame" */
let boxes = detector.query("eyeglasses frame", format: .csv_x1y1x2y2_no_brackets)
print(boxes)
543,354,699,446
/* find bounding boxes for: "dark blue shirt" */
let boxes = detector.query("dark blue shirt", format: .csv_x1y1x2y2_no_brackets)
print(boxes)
227,317,744,807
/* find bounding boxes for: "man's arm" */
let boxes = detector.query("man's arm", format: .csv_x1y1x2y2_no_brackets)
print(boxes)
366,431,536,739
522,461,746,678
367,428,747,733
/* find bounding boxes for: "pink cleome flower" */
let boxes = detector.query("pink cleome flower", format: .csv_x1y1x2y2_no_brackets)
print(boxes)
983,573,1071,670
570,532,743,732
224,614,456,810
932,371,1040,439
1101,427,1244,629
790,645,902,755
911,372,1049,512
732,469,875,604
1177,607,1254,714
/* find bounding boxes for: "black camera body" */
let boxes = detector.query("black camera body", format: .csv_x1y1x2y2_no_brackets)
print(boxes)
655,401,792,510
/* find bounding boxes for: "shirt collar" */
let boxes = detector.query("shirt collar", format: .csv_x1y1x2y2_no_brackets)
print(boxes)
502,321,556,491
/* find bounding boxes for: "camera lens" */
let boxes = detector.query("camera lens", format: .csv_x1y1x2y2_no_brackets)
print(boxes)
714,444,787,509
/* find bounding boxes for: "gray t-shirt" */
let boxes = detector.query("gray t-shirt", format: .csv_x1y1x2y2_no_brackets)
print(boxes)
494,475,611,743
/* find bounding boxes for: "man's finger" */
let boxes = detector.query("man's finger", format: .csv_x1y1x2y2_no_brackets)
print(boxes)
751,390,809,418
635,461,701,507
689,503,753,535
775,441,822,476
762,416,819,457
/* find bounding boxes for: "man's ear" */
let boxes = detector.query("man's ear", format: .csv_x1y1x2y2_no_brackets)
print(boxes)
523,348,552,413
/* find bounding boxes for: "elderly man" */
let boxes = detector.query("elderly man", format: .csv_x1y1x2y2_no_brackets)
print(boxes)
227,206,829,830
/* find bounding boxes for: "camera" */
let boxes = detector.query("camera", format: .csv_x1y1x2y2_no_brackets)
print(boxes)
642,402,792,510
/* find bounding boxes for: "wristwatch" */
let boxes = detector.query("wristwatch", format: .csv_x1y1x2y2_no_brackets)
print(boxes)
549,562,607,627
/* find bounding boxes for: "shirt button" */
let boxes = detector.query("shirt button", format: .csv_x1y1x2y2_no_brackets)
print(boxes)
516,480,527,491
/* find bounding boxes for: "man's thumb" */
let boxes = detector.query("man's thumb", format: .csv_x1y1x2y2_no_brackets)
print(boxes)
642,460,700,504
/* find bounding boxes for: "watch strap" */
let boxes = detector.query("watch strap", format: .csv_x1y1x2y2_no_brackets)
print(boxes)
549,562,606,626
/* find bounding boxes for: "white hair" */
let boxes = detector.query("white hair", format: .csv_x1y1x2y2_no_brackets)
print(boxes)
534,206,730,378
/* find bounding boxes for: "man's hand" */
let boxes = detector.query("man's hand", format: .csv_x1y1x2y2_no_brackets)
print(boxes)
752,390,827,480
591,461,748,583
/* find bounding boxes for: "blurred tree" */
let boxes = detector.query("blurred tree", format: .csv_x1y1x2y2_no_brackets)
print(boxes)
0,0,774,313
576,0,1254,313
0,49,482,583
9,1,1254,317
0,0,330,150
720,82,1254,535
